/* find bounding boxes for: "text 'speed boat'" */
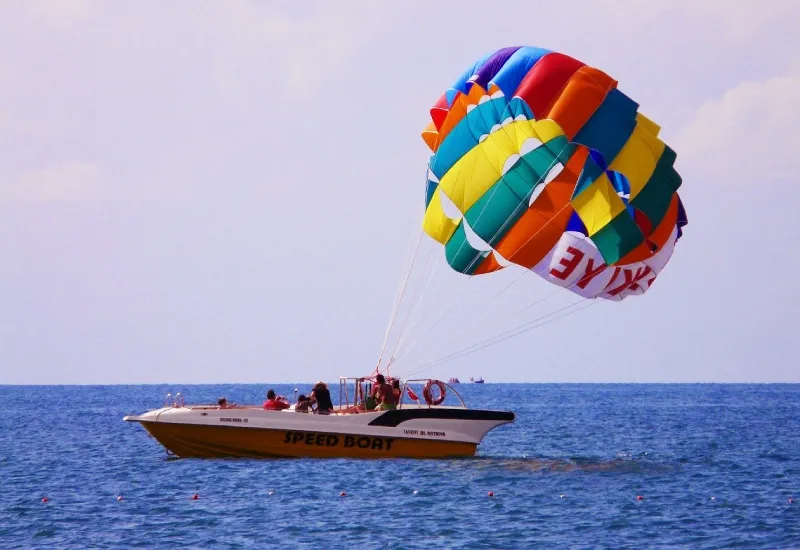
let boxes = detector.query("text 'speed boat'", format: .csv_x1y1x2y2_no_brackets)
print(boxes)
124,378,514,459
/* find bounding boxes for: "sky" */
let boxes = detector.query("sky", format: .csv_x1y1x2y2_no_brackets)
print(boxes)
1,0,799,384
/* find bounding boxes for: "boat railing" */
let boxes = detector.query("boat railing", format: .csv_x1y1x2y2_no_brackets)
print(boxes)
402,378,467,409
337,376,467,412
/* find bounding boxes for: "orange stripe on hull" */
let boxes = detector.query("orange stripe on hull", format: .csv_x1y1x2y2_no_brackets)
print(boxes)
140,423,478,459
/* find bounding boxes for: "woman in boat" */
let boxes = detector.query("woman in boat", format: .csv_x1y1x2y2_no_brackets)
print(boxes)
391,379,401,404
295,394,312,412
309,381,334,414
370,374,397,410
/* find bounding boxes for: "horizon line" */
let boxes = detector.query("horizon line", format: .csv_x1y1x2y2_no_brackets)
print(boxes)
2,381,799,386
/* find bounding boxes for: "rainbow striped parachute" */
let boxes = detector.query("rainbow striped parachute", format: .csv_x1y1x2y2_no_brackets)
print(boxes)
421,46,688,301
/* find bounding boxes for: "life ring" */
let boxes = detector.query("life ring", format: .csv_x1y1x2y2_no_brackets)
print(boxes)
423,379,446,406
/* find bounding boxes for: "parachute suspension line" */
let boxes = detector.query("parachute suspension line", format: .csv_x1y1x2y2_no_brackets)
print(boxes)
392,132,576,370
395,75,616,377
397,245,620,380
401,298,600,376
382,160,483,366
387,245,443,362
387,102,535,365
375,217,426,374
398,294,592,379
383,240,437,370
379,151,472,376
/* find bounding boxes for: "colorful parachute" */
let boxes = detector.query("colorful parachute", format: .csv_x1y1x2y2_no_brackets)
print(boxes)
421,46,688,301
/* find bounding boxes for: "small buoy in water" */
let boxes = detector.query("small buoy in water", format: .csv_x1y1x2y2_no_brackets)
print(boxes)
636,495,643,501
710,496,716,501
41,497,48,503
117,495,123,501
191,493,199,500
340,491,346,497
268,491,275,496
488,491,494,497
560,494,566,498
789,498,795,504
413,490,419,495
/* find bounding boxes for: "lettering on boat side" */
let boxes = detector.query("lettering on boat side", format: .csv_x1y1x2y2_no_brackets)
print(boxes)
219,417,248,423
282,431,395,451
403,429,446,437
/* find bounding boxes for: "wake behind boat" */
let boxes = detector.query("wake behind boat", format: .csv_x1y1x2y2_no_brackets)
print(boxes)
124,377,514,459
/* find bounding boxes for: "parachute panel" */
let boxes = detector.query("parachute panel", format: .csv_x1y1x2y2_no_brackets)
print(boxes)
422,188,459,245
540,65,617,140
420,45,687,300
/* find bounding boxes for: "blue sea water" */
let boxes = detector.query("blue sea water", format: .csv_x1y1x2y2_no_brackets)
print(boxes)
0,383,798,549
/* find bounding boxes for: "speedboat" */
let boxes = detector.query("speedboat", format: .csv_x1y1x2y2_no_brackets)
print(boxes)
123,377,514,459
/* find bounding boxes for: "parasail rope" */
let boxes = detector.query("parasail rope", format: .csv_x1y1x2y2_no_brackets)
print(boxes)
387,73,618,377
375,212,426,373
400,298,599,376
391,132,575,367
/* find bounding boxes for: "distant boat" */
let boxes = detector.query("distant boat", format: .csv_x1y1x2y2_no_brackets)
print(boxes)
448,377,460,384
470,377,485,384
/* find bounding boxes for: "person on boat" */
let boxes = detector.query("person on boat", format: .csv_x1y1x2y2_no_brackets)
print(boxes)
309,381,334,414
263,389,290,411
370,374,397,410
295,394,312,412
391,379,401,404
217,397,235,408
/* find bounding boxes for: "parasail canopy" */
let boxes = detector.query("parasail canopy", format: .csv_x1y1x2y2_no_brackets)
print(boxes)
420,46,688,302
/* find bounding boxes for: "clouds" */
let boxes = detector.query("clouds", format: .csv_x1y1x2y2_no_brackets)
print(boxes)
1,162,106,201
1,1,799,383
674,69,800,183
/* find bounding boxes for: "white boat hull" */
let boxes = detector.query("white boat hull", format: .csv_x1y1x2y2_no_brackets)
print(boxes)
124,404,514,459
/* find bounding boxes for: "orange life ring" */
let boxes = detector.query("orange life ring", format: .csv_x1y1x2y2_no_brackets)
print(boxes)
422,379,446,406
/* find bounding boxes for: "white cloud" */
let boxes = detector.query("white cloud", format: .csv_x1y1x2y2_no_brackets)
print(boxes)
680,0,798,39
0,162,108,201
25,0,91,25
0,161,197,203
571,0,799,41
207,1,391,95
674,68,800,182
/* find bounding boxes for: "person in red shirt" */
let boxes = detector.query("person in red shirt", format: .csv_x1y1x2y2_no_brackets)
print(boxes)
263,389,289,410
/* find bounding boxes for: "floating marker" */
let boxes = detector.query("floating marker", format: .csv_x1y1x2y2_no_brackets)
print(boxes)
636,495,643,501
413,490,419,495
560,494,566,498
789,498,795,504
117,496,124,501
710,496,716,501
340,491,346,497
268,491,275,496
41,497,48,503
488,491,494,497
191,493,199,500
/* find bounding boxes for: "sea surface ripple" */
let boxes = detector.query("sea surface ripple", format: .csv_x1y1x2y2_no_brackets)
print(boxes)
0,383,797,548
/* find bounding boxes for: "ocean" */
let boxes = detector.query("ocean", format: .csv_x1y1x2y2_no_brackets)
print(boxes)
0,383,797,548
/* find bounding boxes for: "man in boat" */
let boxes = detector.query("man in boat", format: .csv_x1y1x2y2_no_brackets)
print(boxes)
263,389,290,410
370,374,397,410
